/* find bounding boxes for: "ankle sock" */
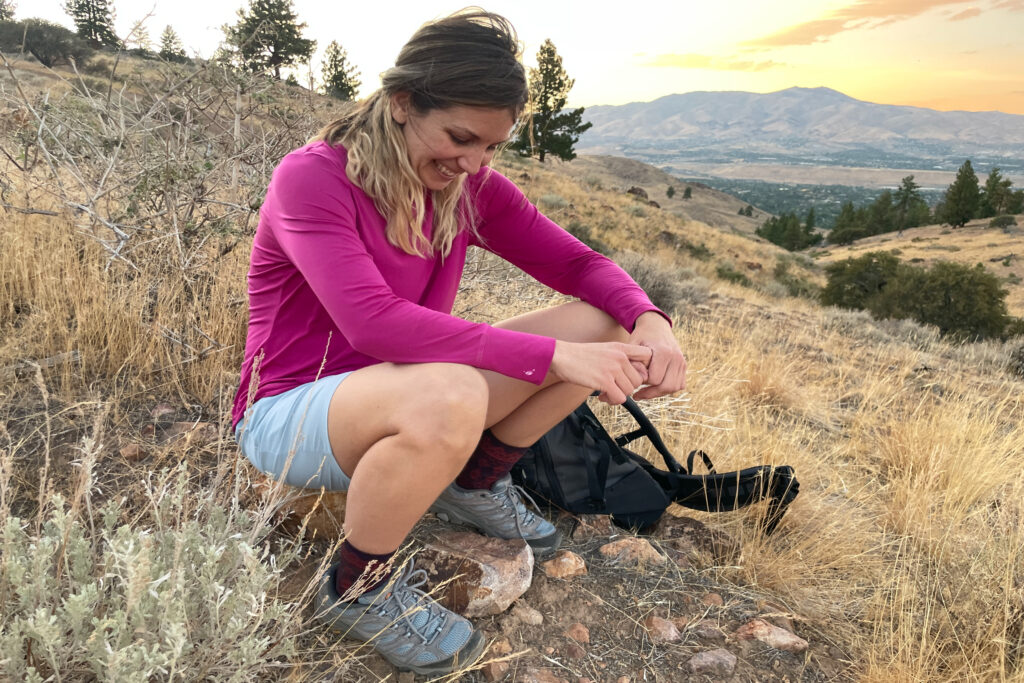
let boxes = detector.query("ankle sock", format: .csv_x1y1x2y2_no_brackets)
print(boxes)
455,430,527,491
334,540,396,600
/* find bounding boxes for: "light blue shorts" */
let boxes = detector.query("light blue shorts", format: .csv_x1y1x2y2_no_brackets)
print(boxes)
234,373,353,491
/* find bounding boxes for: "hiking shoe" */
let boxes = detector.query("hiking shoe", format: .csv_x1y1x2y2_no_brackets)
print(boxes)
314,560,485,676
430,474,562,558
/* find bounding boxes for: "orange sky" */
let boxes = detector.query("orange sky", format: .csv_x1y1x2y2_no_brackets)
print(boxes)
28,0,1024,114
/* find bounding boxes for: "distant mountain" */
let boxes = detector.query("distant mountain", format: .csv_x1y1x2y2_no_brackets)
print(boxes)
578,87,1024,174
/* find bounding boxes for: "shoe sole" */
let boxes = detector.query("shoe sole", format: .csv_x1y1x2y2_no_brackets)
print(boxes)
432,509,563,559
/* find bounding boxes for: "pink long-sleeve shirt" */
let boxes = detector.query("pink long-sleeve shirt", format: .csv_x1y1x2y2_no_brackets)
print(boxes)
232,141,665,427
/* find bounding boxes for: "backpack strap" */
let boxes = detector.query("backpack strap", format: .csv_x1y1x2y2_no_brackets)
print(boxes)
616,397,687,475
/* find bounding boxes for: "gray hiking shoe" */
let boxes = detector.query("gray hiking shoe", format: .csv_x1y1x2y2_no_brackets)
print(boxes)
314,560,485,676
430,474,562,558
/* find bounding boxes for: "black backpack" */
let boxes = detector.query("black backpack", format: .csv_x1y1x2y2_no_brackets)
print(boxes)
511,397,799,533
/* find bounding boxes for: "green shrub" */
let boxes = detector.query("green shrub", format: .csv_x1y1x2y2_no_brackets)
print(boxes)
565,219,609,255
625,204,646,218
821,252,901,310
0,19,92,68
616,250,686,313
716,263,752,287
990,215,1017,229
538,194,568,210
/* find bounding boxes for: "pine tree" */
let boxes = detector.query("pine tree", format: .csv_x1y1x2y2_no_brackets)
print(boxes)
223,0,315,79
666,186,675,199
126,20,151,52
683,186,692,199
320,40,360,101
979,168,1013,218
0,0,15,22
64,0,120,48
159,25,186,62
941,160,980,228
893,175,931,231
512,39,591,162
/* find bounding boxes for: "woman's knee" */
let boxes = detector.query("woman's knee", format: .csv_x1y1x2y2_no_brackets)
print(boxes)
400,364,489,456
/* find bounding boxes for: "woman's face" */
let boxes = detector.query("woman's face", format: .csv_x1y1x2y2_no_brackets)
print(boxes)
391,94,516,191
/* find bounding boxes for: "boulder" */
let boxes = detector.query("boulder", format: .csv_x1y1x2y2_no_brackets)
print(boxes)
417,532,534,617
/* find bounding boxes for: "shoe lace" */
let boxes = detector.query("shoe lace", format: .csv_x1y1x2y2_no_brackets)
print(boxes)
492,481,544,537
367,561,448,644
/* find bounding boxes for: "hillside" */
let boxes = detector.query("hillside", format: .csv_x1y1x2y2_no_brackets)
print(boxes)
554,154,770,235
813,217,1024,317
2,54,1023,683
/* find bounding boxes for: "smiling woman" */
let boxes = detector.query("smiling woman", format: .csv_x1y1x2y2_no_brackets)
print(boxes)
231,8,687,677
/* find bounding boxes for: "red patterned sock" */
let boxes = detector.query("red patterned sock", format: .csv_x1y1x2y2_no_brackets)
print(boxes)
334,540,396,600
455,430,527,491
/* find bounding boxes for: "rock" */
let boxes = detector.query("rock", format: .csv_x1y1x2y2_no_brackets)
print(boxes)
616,676,631,683
686,648,737,676
542,551,588,579
758,599,797,632
648,200,660,208
163,421,218,446
564,622,590,644
652,514,741,565
482,661,509,681
690,619,725,641
417,532,534,617
626,186,648,200
734,618,808,653
511,603,544,626
252,475,348,538
489,637,513,655
564,642,586,659
119,443,146,461
521,669,567,683
744,261,764,271
701,592,724,607
643,615,681,643
598,538,666,565
570,514,613,540
150,402,175,420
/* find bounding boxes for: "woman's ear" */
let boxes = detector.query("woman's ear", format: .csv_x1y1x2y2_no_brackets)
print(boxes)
390,92,410,124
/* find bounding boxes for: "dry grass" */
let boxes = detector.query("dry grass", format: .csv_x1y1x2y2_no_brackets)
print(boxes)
2,54,1023,681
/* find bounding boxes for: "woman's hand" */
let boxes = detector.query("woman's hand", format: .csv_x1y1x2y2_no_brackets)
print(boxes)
549,340,653,405
628,311,687,400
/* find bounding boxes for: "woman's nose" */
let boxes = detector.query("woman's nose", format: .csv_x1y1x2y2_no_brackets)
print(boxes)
458,148,489,174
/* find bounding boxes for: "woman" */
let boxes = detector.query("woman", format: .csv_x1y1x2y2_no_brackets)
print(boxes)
233,9,687,676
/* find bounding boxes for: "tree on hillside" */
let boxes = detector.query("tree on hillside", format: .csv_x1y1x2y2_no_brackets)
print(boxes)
223,0,315,79
512,39,591,162
666,185,676,199
64,0,120,48
125,20,151,53
0,0,16,22
159,25,187,62
940,160,980,228
979,168,1013,218
321,40,360,101
756,211,822,251
0,19,91,67
683,186,692,199
893,175,931,231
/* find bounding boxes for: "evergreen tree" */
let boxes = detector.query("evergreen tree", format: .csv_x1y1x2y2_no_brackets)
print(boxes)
0,19,91,67
320,40,360,101
804,207,816,231
126,20,151,53
683,186,692,199
941,160,980,228
666,185,675,199
223,0,315,79
64,0,119,48
1006,189,1024,215
756,211,822,251
979,168,1013,218
512,39,591,162
158,25,186,61
0,0,15,22
866,190,895,236
893,175,931,231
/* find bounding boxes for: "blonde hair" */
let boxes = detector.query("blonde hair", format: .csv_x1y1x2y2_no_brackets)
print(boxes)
313,10,527,258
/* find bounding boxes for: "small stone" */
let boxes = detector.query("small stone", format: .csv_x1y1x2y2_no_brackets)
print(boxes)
616,676,631,683
564,622,590,644
141,424,156,438
511,603,544,626
253,474,348,538
483,661,509,682
418,533,535,617
119,443,146,461
521,669,567,683
544,646,555,655
564,642,586,659
691,619,724,641
542,550,588,579
571,514,613,539
598,538,666,565
671,616,689,630
734,618,809,653
643,615,681,643
701,592,724,607
686,648,737,676
489,637,513,655
150,402,175,420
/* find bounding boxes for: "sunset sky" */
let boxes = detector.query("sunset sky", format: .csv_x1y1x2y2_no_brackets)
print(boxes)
26,0,1024,114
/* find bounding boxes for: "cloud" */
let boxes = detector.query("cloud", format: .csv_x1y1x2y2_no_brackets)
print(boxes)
949,6,982,19
745,0,976,47
645,53,782,72
993,0,1024,10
